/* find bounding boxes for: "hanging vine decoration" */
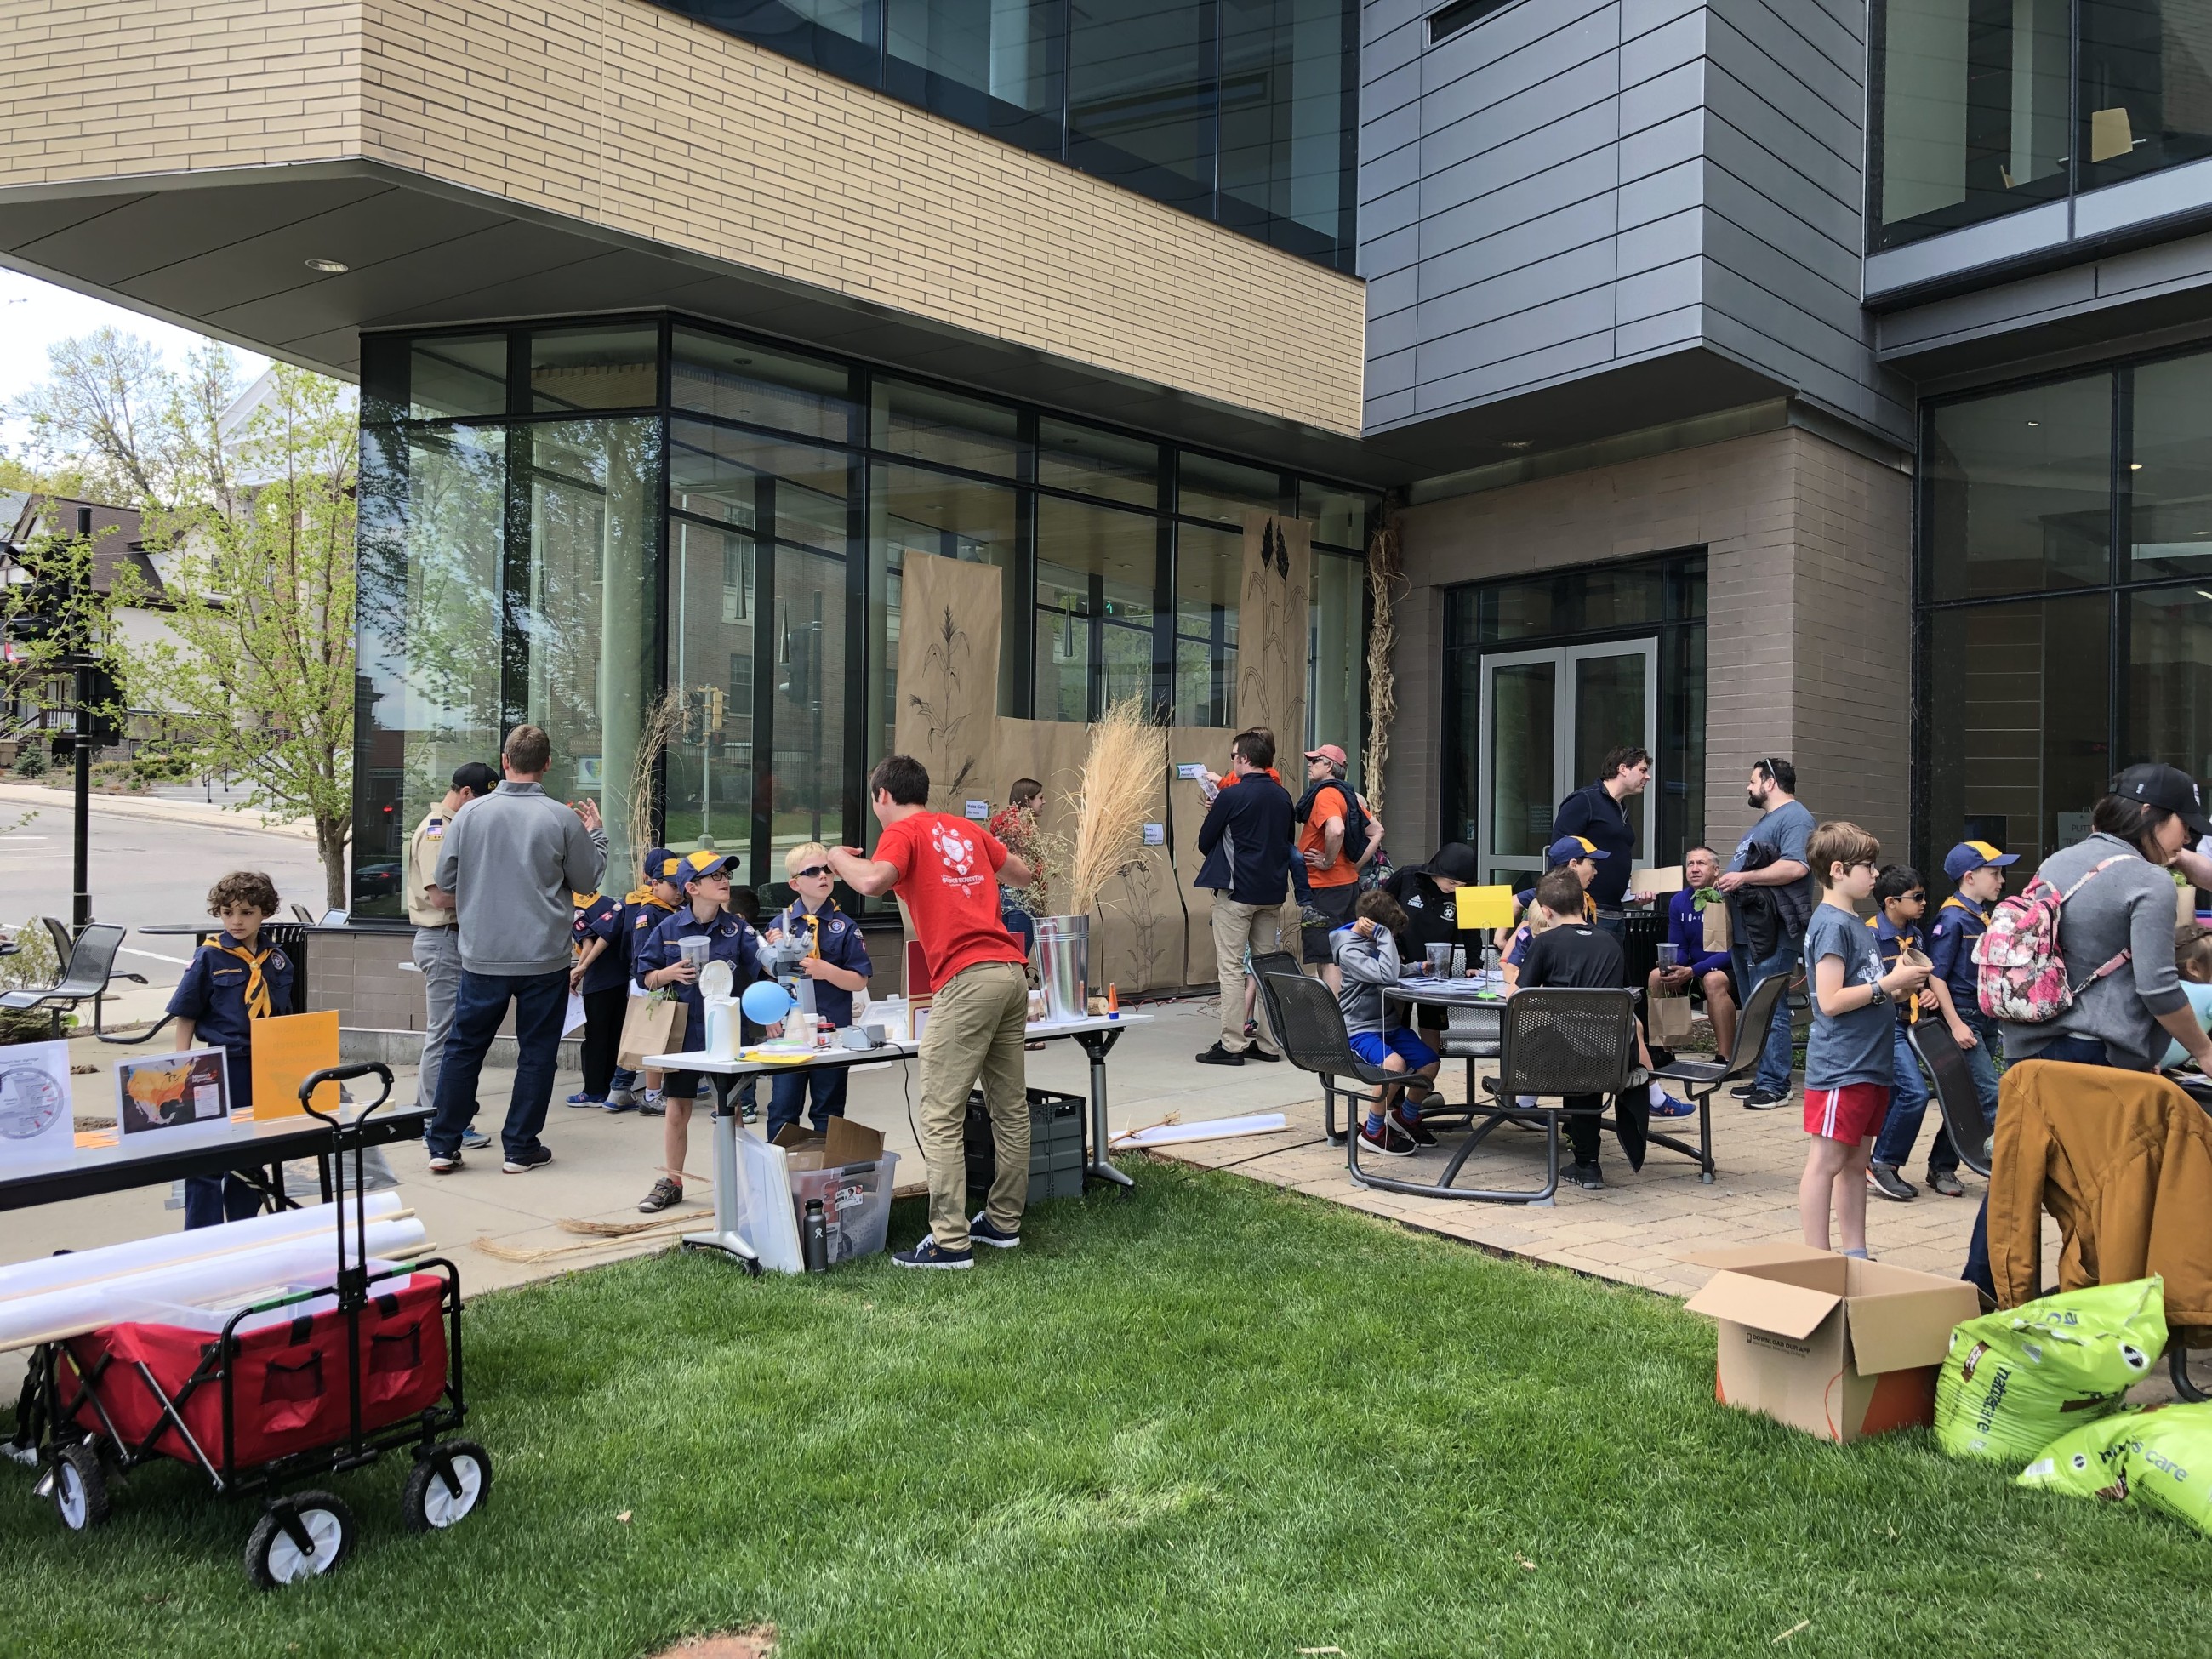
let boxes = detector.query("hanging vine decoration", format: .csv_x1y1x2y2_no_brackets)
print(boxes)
1362,518,1402,823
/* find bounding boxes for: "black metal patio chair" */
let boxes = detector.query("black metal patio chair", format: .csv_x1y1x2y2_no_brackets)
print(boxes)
1263,968,1411,1153
1906,1017,1993,1178
1643,967,1793,1185
0,923,145,1036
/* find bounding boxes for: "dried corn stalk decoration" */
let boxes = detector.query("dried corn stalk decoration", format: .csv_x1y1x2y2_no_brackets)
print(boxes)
626,688,680,864
1063,693,1165,920
1363,520,1401,821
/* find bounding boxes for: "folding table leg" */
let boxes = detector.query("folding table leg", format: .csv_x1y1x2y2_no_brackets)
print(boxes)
681,1103,761,1271
1078,1029,1134,1193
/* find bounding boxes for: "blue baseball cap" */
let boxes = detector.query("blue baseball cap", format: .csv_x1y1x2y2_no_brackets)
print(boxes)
679,850,739,882
1942,840,2019,882
1545,835,1608,868
642,847,681,881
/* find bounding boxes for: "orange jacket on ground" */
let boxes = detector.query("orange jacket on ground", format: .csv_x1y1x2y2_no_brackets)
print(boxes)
1989,1059,2212,1338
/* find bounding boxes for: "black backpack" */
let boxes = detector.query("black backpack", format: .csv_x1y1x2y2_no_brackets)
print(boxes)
1295,778,1371,871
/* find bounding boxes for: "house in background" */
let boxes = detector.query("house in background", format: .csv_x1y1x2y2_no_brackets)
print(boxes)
0,493,165,761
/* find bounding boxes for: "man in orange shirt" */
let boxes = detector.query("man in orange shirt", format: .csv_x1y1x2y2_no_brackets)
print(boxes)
1297,744,1364,991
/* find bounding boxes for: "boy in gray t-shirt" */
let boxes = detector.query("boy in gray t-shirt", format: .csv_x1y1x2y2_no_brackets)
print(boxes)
1799,822,1930,1257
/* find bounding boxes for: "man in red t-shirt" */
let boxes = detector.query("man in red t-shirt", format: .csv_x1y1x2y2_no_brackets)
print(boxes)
830,754,1036,1270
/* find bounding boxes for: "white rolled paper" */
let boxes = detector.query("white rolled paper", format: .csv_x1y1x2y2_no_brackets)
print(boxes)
0,1216,429,1353
1111,1113,1289,1148
0,1191,406,1304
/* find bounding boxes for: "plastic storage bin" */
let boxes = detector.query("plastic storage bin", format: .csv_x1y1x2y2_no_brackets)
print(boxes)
788,1151,900,1264
965,1087,1086,1203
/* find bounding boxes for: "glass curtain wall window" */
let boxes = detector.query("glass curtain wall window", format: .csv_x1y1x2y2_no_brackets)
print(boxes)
355,315,1377,915
1917,344,2212,876
646,0,1356,269
1872,0,2212,249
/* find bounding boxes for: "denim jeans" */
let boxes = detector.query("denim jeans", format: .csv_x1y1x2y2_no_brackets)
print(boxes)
1873,1023,1957,1173
425,967,569,1160
183,1173,264,1229
768,1065,850,1140
1964,1034,2106,1296
1731,937,1801,1094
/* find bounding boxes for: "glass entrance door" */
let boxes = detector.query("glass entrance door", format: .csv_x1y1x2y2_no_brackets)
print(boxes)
1477,639,1658,888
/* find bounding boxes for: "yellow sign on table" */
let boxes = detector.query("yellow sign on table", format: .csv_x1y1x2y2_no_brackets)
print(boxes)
248,1011,341,1119
1455,885,1518,931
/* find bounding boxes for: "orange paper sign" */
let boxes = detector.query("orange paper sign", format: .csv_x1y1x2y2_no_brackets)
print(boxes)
248,1011,341,1119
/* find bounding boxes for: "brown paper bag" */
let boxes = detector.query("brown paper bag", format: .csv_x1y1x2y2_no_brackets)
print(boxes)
618,993,687,1073
1648,992,1695,1042
2181,878,2198,930
1700,898,1730,954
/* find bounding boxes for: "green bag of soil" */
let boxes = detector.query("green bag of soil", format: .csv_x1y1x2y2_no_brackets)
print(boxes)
1934,1277,2167,1462
2019,1402,2212,1536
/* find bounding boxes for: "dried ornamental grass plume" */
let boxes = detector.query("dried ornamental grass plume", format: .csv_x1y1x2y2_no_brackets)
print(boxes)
1063,693,1164,920
1362,520,1400,822
627,689,681,864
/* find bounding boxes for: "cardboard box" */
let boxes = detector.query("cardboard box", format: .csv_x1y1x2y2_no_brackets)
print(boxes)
1631,864,1685,898
772,1116,886,1172
1684,1243,1982,1444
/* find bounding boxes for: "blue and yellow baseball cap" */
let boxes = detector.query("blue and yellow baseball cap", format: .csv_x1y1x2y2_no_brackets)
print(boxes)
1942,840,2018,881
642,847,681,882
1545,835,1607,868
679,850,738,882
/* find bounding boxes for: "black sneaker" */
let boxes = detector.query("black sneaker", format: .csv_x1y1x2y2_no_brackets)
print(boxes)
1742,1087,1791,1110
426,1151,464,1174
968,1213,1020,1249
1391,1104,1438,1147
1195,1043,1244,1067
1244,1046,1280,1063
1565,1162,1605,1190
1927,1168,1967,1198
502,1144,554,1175
892,1235,974,1270
1867,1163,1917,1201
1730,1080,1759,1098
638,1177,684,1213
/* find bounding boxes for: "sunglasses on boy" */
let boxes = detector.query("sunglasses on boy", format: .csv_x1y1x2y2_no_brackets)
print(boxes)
790,864,832,881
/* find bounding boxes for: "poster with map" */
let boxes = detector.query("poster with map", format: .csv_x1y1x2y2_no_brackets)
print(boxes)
115,1048,231,1137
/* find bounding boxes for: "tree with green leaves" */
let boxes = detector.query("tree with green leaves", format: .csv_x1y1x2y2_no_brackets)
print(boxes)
104,366,358,907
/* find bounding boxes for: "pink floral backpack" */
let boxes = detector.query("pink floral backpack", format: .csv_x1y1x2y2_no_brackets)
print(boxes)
1974,855,2135,1023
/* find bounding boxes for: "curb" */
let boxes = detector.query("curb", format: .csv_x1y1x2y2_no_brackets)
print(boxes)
0,783,320,841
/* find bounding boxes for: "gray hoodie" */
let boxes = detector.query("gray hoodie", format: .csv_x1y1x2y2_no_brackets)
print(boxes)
2003,832,2189,1072
1331,921,1401,1038
435,781,608,977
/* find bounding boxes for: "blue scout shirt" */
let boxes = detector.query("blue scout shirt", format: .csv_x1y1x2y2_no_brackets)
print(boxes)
619,894,679,981
1867,912,1924,1028
164,935,296,1110
758,897,871,1029
636,905,762,1053
1927,896,1991,1023
571,893,628,995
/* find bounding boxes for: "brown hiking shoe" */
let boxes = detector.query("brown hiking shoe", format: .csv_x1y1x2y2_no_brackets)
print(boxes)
638,1177,685,1213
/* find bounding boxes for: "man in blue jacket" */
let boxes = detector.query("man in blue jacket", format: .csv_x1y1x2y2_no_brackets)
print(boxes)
1194,729,1297,1066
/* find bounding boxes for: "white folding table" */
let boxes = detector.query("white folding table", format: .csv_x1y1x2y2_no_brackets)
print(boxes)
646,1011,1150,1268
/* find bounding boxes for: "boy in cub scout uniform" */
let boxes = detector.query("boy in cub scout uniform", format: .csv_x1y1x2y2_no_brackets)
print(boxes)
603,848,685,1115
165,870,294,1229
757,841,873,1139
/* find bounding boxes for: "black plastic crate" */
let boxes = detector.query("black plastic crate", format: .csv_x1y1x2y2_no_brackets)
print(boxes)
965,1087,1086,1201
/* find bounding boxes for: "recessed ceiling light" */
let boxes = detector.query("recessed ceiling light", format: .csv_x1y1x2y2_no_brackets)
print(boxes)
2026,419,2040,427
2131,461,2145,470
1502,439,1534,450
303,257,349,273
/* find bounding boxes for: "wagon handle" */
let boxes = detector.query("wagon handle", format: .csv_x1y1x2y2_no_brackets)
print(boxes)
299,1062,393,1129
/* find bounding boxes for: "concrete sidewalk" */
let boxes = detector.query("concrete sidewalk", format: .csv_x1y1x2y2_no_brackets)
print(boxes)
3,1000,1313,1292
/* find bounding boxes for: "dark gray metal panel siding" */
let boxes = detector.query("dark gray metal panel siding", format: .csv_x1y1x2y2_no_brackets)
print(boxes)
1360,0,1907,447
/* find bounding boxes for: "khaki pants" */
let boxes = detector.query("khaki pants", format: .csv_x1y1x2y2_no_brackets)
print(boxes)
1211,897,1281,1056
917,961,1030,1251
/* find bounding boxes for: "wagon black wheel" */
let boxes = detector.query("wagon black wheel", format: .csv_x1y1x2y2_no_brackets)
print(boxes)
245,1491,353,1588
52,1443,107,1532
744,1254,763,1277
401,1440,493,1532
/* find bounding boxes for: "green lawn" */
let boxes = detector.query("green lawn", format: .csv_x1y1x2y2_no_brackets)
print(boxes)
3,1161,2201,1658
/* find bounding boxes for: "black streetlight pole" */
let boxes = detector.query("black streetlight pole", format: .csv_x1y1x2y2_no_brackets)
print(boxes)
67,506,94,935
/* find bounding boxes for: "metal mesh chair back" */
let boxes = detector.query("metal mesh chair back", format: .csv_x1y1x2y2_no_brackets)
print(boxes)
1714,969,1792,1083
1496,989,1639,1097
1907,1018,1993,1177
1249,950,1304,1051
1441,1002,1502,1058
54,925,127,1000
1264,971,1390,1083
40,915,71,970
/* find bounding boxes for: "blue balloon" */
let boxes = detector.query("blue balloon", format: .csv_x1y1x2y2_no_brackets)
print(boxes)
741,979,793,1026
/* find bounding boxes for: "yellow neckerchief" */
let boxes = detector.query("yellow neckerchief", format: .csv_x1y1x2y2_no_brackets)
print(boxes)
1939,894,1985,924
1866,911,1924,1023
623,887,678,911
214,939,273,1020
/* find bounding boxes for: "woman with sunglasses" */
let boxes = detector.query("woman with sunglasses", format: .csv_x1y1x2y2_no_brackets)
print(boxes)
758,841,874,1140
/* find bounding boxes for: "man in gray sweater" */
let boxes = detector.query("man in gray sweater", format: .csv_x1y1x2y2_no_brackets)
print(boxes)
425,724,607,1174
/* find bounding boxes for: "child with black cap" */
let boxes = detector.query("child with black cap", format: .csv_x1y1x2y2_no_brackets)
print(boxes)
633,851,763,1213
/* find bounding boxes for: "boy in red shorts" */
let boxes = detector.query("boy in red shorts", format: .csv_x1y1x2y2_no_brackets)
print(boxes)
1799,821,1930,1256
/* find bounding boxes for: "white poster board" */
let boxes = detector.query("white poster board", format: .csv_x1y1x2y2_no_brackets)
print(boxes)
0,1040,72,1169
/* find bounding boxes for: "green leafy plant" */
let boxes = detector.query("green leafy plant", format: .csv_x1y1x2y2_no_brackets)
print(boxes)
12,745,48,779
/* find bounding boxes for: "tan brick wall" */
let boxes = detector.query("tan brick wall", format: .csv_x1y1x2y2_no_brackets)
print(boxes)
1389,426,1914,864
0,1,1362,432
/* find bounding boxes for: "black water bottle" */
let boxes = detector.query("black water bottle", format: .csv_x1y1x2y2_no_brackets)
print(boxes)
801,1199,829,1274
